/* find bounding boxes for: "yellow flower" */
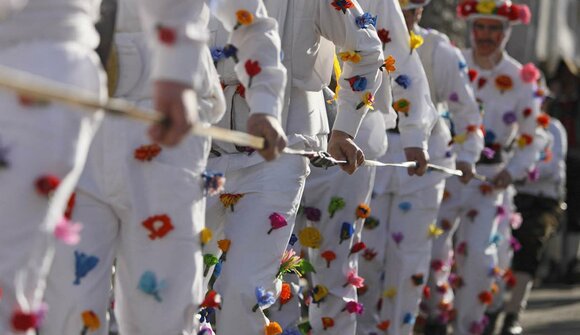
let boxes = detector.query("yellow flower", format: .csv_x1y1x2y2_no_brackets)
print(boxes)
383,287,397,299
453,133,467,144
312,284,329,303
356,92,375,110
299,227,323,249
338,50,362,64
200,228,213,246
382,55,397,72
476,0,496,14
236,10,254,26
428,224,444,238
81,310,100,331
409,31,424,51
398,0,409,8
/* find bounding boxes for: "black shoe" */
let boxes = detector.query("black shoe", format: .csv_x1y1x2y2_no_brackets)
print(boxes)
482,311,501,335
501,313,523,335
424,322,447,335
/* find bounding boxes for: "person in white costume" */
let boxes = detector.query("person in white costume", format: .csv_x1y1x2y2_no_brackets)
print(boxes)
38,0,233,334
356,1,483,335
424,1,543,334
202,0,387,334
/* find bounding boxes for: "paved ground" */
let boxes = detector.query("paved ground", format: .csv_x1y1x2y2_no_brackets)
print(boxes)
518,284,580,335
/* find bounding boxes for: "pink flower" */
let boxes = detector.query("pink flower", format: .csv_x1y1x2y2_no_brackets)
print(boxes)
54,217,83,245
267,213,287,234
344,271,365,288
343,301,364,314
510,236,522,251
521,63,540,83
516,5,532,25
510,213,523,230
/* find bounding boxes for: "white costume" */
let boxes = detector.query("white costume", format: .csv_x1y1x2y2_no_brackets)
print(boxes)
40,0,226,334
0,1,104,334
357,2,482,334
203,1,384,334
425,0,542,327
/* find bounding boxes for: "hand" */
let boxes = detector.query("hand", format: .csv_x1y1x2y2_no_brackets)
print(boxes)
149,80,198,146
247,113,287,161
328,130,365,175
492,169,512,189
404,147,428,176
456,161,475,184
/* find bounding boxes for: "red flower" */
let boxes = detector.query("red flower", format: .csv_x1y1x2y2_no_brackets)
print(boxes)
244,59,262,88
523,108,532,118
11,310,39,332
477,77,487,89
200,290,222,309
64,192,76,220
479,183,493,196
468,69,478,82
331,0,354,13
236,84,246,98
349,242,366,256
321,250,337,268
362,248,377,261
467,124,478,133
322,317,335,330
279,282,293,308
478,291,493,305
142,214,174,240
377,320,391,331
457,1,477,18
537,113,550,128
157,25,177,45
377,28,391,46
134,143,162,162
423,286,431,299
35,174,60,196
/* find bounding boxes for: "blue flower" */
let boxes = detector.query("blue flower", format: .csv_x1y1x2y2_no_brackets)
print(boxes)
484,131,496,146
355,13,377,29
340,222,354,244
222,44,239,62
210,47,225,63
398,202,412,213
74,251,99,285
138,271,166,302
395,75,412,89
253,286,276,311
288,233,298,246
403,312,416,325
459,61,468,70
198,307,215,323
347,75,368,92
282,327,301,335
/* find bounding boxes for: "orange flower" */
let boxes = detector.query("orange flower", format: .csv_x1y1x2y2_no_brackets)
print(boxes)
134,143,162,161
393,99,411,116
338,50,362,64
377,320,391,331
495,75,513,93
81,310,100,331
478,291,493,305
279,282,293,305
264,321,283,335
517,134,533,148
356,203,371,219
219,193,244,211
537,113,550,128
381,55,396,72
218,239,231,253
322,317,335,330
235,10,254,28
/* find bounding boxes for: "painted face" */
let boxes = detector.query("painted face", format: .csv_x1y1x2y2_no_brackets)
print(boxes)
402,7,423,32
471,18,506,56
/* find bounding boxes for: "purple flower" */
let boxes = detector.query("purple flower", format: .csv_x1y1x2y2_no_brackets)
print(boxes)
496,205,506,218
391,232,404,245
449,92,459,102
355,13,377,29
304,207,321,221
482,147,495,159
503,112,517,125
510,236,522,251
528,167,540,181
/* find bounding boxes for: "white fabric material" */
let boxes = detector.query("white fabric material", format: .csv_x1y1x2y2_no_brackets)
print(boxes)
299,165,376,335
357,172,444,335
0,41,104,335
0,0,27,20
203,154,309,335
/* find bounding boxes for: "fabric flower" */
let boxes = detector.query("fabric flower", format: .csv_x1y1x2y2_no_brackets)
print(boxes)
362,248,377,261
321,250,337,268
223,44,239,63
268,213,288,234
395,75,412,89
344,270,365,288
355,13,377,29
384,287,397,299
245,59,261,88
74,251,99,285
409,31,424,52
391,232,404,246
264,321,283,335
398,201,412,212
342,301,364,314
476,0,496,14
357,284,368,296
35,174,60,197
207,260,222,290
403,312,416,325
356,203,371,219
338,50,362,64
411,273,424,286
134,143,162,161
510,236,522,251
299,227,322,249
142,214,174,240
479,183,493,195
364,216,379,229
312,285,329,305
331,0,354,13
328,196,346,218
347,75,368,92
340,222,355,244
156,25,176,45
10,308,44,332
449,92,459,102
503,111,517,125
377,320,391,331
449,273,465,289
211,47,225,63
537,113,550,128
427,224,444,238
201,171,225,196
478,291,493,305
521,63,540,83
468,69,478,82
322,317,335,330
381,55,397,73
278,282,294,310
304,207,322,222
288,233,298,246
200,228,212,247
138,271,165,302
203,254,219,276
64,192,76,220
478,77,488,89
440,219,452,231
219,193,244,211
234,10,254,29
253,286,276,312
54,217,83,245
200,290,222,309
349,242,366,256
356,92,374,110
378,29,391,47
393,99,411,117
466,209,479,221
431,259,444,272
495,75,513,93
517,134,534,148
81,310,100,334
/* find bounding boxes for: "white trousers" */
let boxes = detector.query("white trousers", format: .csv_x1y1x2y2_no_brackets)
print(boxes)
0,41,103,335
41,115,209,335
203,154,309,335
357,171,445,335
296,165,375,335
425,176,504,335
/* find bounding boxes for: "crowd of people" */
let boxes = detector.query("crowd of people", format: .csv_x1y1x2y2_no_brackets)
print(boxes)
0,0,570,335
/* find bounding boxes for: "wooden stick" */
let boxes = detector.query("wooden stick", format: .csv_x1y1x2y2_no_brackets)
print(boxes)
0,65,265,149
